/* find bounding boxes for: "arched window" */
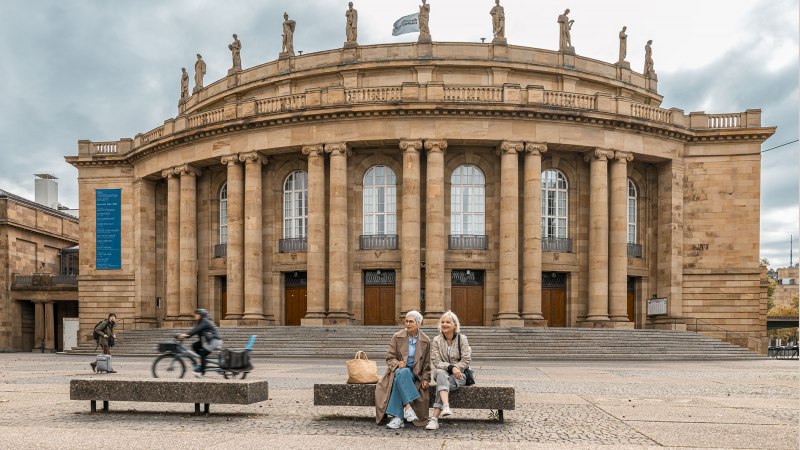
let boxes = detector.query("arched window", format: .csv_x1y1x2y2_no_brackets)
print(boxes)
283,171,308,239
451,165,485,235
541,169,568,239
362,166,397,235
627,179,637,243
219,183,227,244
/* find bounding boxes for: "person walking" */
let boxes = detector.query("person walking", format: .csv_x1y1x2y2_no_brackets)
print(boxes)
90,313,117,373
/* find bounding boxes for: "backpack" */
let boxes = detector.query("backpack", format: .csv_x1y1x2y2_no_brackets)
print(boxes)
92,320,107,343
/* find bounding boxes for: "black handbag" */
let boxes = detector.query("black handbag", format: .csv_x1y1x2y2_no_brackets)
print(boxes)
457,334,475,385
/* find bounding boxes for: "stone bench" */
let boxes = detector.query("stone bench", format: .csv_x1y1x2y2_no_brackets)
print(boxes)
70,379,269,415
314,384,515,422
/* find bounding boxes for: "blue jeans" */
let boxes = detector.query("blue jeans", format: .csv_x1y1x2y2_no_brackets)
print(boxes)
386,368,420,418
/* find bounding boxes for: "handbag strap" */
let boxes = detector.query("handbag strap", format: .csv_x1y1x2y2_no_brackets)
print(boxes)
354,350,368,360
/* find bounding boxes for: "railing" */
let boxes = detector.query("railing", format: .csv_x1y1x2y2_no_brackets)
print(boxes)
542,237,572,253
360,234,398,250
279,237,307,253
646,317,763,351
213,244,227,258
627,243,643,258
93,142,118,154
346,87,402,103
707,113,741,128
631,103,672,123
187,107,225,128
543,91,596,109
443,86,503,102
257,94,306,114
448,234,488,250
141,127,164,144
12,273,77,288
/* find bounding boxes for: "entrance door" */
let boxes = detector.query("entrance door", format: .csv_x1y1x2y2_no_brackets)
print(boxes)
220,277,228,320
20,301,35,351
284,272,307,326
627,277,636,322
542,272,567,327
364,270,396,325
451,270,484,326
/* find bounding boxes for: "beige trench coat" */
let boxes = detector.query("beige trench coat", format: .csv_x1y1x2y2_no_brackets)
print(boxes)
374,329,431,426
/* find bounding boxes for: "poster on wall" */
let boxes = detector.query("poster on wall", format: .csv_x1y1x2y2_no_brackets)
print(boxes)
95,188,121,270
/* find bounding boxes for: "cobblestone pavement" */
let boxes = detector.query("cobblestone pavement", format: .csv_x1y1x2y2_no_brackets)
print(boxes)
0,354,796,449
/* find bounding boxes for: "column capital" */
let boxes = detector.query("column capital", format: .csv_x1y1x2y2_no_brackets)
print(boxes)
240,151,268,165
324,142,351,157
399,139,423,152
221,154,240,166
161,168,176,179
174,164,201,177
497,141,524,155
301,144,324,157
524,142,548,155
584,148,615,163
424,139,448,153
613,151,634,163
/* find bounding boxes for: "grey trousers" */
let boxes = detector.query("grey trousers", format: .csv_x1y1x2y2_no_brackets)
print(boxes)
433,368,466,408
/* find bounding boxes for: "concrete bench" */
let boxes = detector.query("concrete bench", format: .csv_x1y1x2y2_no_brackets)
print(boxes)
314,384,515,422
70,379,269,415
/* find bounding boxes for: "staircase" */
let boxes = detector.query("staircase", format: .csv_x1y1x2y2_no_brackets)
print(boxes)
67,326,763,360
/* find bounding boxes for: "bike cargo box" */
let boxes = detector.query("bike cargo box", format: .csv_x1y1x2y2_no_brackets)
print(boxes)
158,342,182,353
221,349,251,370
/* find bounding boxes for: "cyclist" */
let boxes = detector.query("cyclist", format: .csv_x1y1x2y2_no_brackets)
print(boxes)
178,309,223,376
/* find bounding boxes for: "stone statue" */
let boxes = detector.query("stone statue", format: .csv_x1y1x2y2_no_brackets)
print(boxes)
193,54,206,93
618,26,627,63
557,8,574,52
229,33,242,72
644,39,655,78
180,67,189,101
282,12,296,56
345,2,358,44
490,0,505,40
418,0,431,41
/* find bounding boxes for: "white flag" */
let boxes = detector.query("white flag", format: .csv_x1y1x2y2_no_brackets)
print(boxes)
392,13,419,36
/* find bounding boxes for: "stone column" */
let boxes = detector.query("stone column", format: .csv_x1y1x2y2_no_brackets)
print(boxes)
400,140,423,318
521,142,547,326
241,152,267,322
221,155,244,321
133,178,157,326
302,144,327,325
584,149,614,324
655,159,685,329
177,164,201,320
495,141,524,327
163,168,180,320
33,301,44,350
326,142,352,324
609,151,634,325
44,302,55,351
424,139,447,320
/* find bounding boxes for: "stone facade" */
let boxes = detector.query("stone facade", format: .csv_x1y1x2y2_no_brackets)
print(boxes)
0,190,79,351
66,41,774,351
772,266,798,309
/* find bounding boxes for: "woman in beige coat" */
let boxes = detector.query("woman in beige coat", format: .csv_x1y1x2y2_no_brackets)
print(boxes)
426,310,471,430
374,310,431,429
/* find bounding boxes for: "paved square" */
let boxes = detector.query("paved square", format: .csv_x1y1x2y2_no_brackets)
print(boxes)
0,354,796,449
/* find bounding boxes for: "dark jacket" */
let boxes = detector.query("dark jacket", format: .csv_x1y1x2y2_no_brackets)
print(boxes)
94,320,116,347
186,317,221,347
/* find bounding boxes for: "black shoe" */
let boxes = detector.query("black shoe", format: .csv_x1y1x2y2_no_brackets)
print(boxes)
89,362,97,372
108,370,117,374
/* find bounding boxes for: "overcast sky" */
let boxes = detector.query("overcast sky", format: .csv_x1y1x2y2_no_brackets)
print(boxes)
0,0,797,268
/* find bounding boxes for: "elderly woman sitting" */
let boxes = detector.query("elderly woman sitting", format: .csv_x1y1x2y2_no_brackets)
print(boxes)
375,310,431,429
426,310,471,430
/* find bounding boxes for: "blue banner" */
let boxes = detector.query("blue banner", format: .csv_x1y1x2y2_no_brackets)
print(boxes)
95,189,121,270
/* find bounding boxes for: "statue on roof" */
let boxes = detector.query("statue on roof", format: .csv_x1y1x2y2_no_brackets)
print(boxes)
193,54,206,93
490,0,505,40
557,8,574,53
418,0,431,42
345,2,358,44
229,34,242,72
282,12,296,56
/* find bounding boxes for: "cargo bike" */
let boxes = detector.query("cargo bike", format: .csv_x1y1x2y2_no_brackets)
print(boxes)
151,334,256,379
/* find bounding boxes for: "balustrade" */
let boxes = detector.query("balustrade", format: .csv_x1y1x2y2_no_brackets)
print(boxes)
542,237,572,253
141,127,164,144
707,113,741,128
257,94,306,113
187,108,225,128
93,142,118,154
543,91,596,109
443,86,503,102
345,87,402,103
631,104,672,123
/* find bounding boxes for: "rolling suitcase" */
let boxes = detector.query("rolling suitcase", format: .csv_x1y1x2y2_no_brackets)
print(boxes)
95,354,114,373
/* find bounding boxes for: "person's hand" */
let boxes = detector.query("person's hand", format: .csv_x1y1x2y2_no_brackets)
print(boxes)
397,359,406,368
178,333,188,339
421,380,429,389
103,334,108,339
453,367,463,379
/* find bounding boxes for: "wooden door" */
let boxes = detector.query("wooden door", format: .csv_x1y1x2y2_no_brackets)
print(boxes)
220,277,228,320
285,287,307,326
451,286,484,326
364,286,396,325
542,288,567,327
627,291,635,322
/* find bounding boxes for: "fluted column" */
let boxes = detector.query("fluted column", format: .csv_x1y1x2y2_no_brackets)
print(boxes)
221,155,244,320
521,142,548,325
163,168,180,320
176,164,201,319
241,151,267,321
424,139,447,319
326,142,352,324
400,140,423,318
302,144,326,325
496,141,524,327
584,149,614,323
609,151,633,324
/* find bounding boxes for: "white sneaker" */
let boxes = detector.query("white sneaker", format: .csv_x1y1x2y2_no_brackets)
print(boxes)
403,407,418,422
425,417,439,430
441,404,453,417
386,417,405,429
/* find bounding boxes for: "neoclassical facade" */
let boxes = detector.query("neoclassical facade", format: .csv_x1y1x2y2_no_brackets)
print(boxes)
67,40,773,347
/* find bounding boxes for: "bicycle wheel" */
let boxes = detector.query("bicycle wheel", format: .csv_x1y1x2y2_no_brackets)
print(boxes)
152,354,186,379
